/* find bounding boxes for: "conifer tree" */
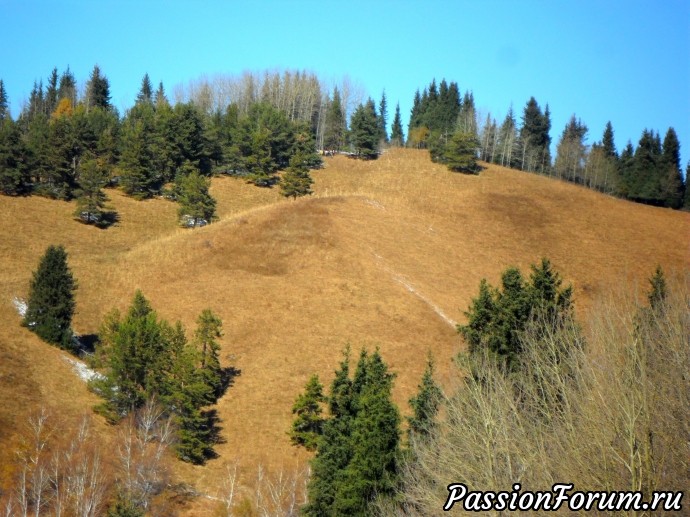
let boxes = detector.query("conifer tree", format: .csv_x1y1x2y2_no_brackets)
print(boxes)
290,374,327,451
647,265,667,310
58,67,77,106
0,117,29,195
602,121,617,159
659,127,684,208
323,87,346,153
176,165,217,227
45,68,59,116
74,156,109,224
443,130,479,173
23,245,77,350
407,355,442,442
136,73,153,105
85,65,111,111
349,100,379,159
390,103,405,147
120,104,158,198
378,90,388,143
0,79,8,121
280,152,313,199
194,309,223,398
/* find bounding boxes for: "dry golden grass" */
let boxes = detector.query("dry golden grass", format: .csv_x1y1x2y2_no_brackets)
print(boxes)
0,148,688,514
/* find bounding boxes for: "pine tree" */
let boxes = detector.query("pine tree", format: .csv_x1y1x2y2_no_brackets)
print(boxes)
85,65,111,111
629,129,664,205
349,100,379,159
136,73,153,105
58,67,77,106
602,121,617,159
659,127,684,208
290,374,327,451
519,97,551,172
280,152,313,199
0,117,29,195
323,87,346,152
443,130,479,173
23,245,77,350
120,104,158,198
176,165,217,227
378,90,388,143
45,68,59,116
194,309,223,398
407,355,442,442
74,156,109,224
390,103,405,147
0,79,8,121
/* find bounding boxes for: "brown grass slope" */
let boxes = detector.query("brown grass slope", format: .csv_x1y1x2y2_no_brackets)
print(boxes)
0,148,687,506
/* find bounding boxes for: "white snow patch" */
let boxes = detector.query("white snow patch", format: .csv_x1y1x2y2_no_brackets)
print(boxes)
12,297,27,318
63,356,105,383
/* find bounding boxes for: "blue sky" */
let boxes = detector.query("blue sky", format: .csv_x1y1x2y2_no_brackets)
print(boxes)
1,0,688,166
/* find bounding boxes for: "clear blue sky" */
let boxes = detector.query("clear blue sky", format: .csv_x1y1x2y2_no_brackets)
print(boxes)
1,0,688,167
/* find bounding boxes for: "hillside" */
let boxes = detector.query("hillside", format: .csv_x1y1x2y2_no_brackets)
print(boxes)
0,148,688,513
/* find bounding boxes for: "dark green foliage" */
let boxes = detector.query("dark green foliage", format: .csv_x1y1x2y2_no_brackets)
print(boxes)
0,117,30,194
290,374,326,451
23,245,77,350
659,127,684,209
602,121,617,159
458,258,574,372
519,97,551,172
136,73,153,105
119,104,158,198
94,293,226,463
176,166,217,227
303,348,401,516
378,90,388,143
407,355,442,442
684,162,690,210
443,130,479,173
407,79,461,148
107,491,145,517
390,103,405,147
0,79,8,121
280,152,314,199
74,156,109,224
647,265,667,310
85,65,111,111
323,87,347,152
349,99,380,159
627,129,664,206
58,67,77,106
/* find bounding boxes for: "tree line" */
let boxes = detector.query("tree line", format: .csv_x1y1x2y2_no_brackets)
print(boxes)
405,78,688,208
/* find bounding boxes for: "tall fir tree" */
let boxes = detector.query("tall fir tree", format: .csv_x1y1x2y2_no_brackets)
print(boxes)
349,99,379,158
136,73,154,105
290,374,327,451
602,121,617,159
323,87,346,152
74,155,109,224
390,103,405,147
659,127,684,208
85,65,111,111
0,117,29,194
194,308,223,398
280,151,313,199
407,354,442,442
0,79,8,121
23,245,77,350
378,90,388,143
176,164,217,227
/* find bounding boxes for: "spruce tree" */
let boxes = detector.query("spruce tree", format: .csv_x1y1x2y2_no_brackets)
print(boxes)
23,245,77,350
136,73,153,105
647,265,667,310
194,308,223,398
443,130,479,173
0,118,29,195
85,65,111,111
407,355,442,442
602,121,617,159
349,100,379,159
323,87,346,153
390,103,405,147
176,166,217,227
74,156,109,224
45,68,59,116
290,374,327,451
0,79,8,121
120,104,158,198
280,152,313,199
378,90,388,143
659,127,684,208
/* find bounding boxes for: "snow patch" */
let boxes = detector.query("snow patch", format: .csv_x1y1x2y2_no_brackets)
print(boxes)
63,356,105,383
12,297,27,318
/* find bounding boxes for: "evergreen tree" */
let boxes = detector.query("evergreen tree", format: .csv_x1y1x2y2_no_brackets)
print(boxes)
323,87,347,153
304,347,401,516
176,165,217,227
684,162,690,210
74,155,109,224
378,90,388,143
458,259,574,373
280,152,314,199
45,68,59,116
390,103,405,147
602,121,617,159
85,65,111,111
58,67,77,106
0,118,29,195
519,97,551,172
194,308,223,398
629,129,664,205
407,355,442,442
659,127,684,208
290,374,327,451
443,130,479,173
120,104,158,198
136,73,153,105
0,79,8,121
617,141,636,198
349,100,379,159
23,245,77,350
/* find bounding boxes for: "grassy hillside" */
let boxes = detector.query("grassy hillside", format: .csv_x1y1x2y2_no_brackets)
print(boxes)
0,148,688,512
